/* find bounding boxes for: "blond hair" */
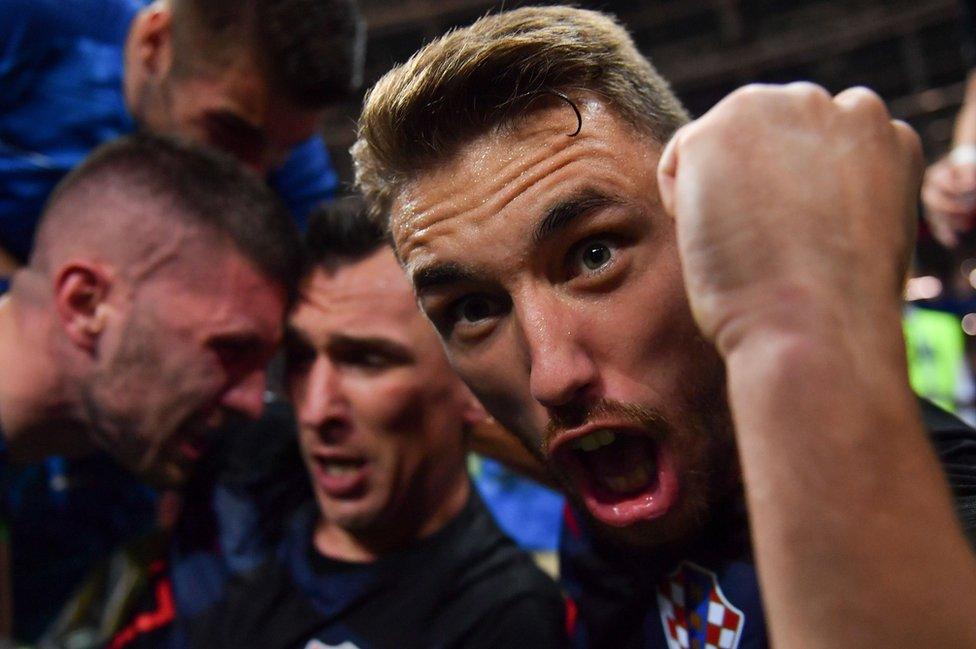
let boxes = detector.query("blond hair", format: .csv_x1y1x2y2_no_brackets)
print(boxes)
352,5,689,224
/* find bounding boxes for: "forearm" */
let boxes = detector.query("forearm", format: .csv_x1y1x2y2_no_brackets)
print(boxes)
724,310,976,648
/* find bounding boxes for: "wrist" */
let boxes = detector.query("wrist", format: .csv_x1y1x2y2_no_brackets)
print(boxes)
714,283,907,378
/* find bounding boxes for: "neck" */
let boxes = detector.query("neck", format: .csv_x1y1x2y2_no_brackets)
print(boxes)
0,290,93,461
313,471,471,563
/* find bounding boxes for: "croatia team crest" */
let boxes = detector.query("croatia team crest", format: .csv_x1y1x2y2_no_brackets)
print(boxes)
657,561,745,649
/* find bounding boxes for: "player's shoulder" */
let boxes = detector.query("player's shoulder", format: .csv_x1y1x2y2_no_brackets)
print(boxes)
431,490,565,631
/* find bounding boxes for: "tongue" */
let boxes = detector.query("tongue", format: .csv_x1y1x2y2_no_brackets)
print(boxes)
583,435,657,479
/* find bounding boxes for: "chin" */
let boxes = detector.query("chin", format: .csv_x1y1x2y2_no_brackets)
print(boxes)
319,500,383,531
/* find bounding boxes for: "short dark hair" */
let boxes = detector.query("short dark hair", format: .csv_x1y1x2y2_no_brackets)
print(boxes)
170,0,365,107
37,132,303,303
304,194,389,273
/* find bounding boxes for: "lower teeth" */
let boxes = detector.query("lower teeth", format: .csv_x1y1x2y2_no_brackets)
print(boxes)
601,464,652,494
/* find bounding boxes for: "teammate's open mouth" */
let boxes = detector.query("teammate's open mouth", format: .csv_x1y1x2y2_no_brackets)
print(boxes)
313,455,369,498
551,428,679,528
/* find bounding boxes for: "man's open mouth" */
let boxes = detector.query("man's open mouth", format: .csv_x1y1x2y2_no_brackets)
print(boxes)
312,455,369,498
551,427,679,528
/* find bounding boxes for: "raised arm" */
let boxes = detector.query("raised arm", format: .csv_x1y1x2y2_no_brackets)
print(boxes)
658,82,976,648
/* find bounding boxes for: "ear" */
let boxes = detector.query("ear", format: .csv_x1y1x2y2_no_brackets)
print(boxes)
54,263,113,352
127,2,174,82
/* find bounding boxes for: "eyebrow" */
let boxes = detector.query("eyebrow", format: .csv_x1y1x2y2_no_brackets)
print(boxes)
287,327,412,360
533,189,622,244
328,334,414,362
411,189,621,295
412,261,480,294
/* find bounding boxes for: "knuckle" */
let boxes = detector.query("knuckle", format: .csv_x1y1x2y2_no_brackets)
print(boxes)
893,120,924,161
787,80,830,101
836,87,893,125
722,83,775,110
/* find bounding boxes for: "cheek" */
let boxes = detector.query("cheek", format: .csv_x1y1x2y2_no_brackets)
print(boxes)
605,254,699,375
347,374,429,434
453,348,546,450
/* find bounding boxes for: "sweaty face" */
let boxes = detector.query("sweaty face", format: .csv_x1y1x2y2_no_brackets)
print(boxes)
286,251,473,538
392,98,735,546
136,56,320,175
85,247,286,487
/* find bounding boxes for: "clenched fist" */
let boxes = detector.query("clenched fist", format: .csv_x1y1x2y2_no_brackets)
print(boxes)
657,83,923,356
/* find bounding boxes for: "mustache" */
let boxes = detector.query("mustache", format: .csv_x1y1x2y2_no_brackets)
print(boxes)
542,398,669,455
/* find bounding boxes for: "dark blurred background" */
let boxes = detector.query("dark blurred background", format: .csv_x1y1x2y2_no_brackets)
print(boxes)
322,0,972,181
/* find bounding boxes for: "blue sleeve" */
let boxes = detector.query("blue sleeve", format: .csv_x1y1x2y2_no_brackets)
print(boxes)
0,0,137,49
0,0,139,108
0,0,52,99
267,136,339,231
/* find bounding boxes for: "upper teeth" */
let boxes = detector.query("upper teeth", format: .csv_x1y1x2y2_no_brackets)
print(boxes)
324,464,358,476
572,430,617,452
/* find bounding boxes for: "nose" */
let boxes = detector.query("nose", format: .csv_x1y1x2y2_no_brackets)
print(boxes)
292,358,345,429
520,295,600,409
220,368,268,419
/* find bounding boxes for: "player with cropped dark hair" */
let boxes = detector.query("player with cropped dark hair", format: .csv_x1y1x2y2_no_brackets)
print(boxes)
184,198,567,649
0,133,299,642
4,131,297,488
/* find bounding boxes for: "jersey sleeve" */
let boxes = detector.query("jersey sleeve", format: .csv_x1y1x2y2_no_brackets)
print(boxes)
0,0,136,109
0,0,52,102
267,136,339,230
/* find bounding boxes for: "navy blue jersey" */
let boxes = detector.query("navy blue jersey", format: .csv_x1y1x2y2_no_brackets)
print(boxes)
560,398,976,648
186,491,567,649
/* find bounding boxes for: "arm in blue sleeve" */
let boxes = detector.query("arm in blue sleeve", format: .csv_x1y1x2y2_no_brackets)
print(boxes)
267,135,339,231
0,0,139,111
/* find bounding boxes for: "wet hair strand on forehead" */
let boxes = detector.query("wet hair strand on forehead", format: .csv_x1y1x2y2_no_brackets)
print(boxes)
352,5,690,227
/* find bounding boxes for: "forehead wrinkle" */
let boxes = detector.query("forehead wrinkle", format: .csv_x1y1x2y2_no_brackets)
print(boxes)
398,126,606,279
